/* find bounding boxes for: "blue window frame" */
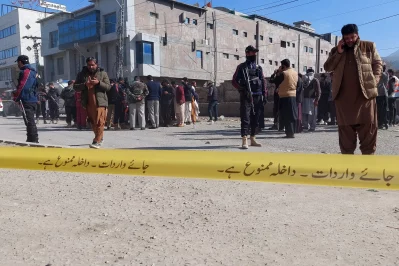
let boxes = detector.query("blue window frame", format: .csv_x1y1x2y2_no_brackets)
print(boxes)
196,50,202,58
49,31,58,48
136,41,154,65
0,47,18,60
58,10,100,48
104,12,116,34
0,24,17,39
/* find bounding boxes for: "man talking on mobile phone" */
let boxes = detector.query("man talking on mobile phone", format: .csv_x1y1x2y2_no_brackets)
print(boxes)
324,24,382,155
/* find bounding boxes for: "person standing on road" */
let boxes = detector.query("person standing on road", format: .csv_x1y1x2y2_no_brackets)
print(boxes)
74,57,111,149
146,75,162,129
295,73,304,133
175,83,185,127
270,59,298,138
36,83,47,124
74,89,87,130
126,76,148,130
61,80,76,127
12,55,39,143
269,69,283,130
182,77,194,125
106,79,117,130
376,66,389,129
327,72,337,125
160,79,174,127
317,73,331,125
47,82,60,124
232,45,266,149
302,68,321,132
207,81,218,123
387,69,398,126
324,24,382,155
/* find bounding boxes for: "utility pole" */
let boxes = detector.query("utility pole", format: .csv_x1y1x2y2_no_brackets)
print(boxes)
23,35,42,78
115,0,126,79
255,21,259,65
212,11,217,84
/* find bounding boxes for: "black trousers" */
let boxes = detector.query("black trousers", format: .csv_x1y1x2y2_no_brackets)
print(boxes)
328,101,336,124
113,101,125,124
317,94,330,122
49,103,59,120
65,106,76,124
376,96,388,127
273,92,280,125
161,101,173,126
388,97,397,125
208,100,218,121
41,101,47,120
240,94,262,137
279,97,298,136
258,102,265,128
23,102,38,142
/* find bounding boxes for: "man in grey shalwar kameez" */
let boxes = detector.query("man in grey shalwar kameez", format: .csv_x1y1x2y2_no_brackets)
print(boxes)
302,68,321,131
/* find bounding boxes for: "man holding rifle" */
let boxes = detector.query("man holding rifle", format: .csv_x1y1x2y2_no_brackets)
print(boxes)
232,45,267,149
12,55,39,143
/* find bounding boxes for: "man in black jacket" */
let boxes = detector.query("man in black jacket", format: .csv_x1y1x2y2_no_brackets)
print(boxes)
317,73,331,125
207,81,218,123
47,82,60,124
160,80,174,127
295,73,304,133
182,77,195,125
61,80,76,127
106,79,117,129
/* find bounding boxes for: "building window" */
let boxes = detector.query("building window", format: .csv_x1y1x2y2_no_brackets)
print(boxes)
57,58,64,75
292,64,295,68
104,12,116,34
321,49,323,54
269,37,273,43
59,10,100,47
196,50,203,68
184,18,190,24
320,68,323,72
309,47,314,53
326,51,328,55
234,55,239,60
260,35,264,41
49,30,58,48
223,53,229,59
0,24,17,39
207,23,213,29
149,12,159,19
292,43,295,48
136,41,154,65
304,46,308,52
275,61,278,66
243,32,247,37
192,19,198,25
0,68,12,81
303,66,307,72
254,35,257,40
0,46,18,60
281,41,286,48
287,42,290,47
261,59,265,64
232,29,238,35
269,60,272,65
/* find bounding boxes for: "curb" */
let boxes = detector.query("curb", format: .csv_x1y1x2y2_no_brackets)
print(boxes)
0,139,69,149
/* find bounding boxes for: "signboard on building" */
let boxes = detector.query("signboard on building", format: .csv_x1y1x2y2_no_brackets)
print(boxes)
39,1,67,12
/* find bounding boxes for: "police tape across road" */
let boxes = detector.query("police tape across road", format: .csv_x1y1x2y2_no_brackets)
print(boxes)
0,147,397,190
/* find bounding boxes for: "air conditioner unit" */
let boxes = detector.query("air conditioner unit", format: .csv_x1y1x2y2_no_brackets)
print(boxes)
200,39,209,45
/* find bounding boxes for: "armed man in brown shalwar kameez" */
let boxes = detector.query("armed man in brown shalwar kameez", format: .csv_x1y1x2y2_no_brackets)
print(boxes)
324,24,382,155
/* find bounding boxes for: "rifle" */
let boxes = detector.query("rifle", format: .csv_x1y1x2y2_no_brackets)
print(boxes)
242,67,255,115
18,100,28,126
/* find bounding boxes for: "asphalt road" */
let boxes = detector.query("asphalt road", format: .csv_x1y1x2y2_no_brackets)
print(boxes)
0,169,398,266
1,116,399,154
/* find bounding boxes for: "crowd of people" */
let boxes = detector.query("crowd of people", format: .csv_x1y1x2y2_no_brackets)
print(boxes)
10,23,398,152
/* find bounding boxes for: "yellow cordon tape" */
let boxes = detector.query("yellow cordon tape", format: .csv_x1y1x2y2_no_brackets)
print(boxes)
0,147,398,190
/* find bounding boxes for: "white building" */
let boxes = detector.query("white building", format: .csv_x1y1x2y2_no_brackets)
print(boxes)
0,6,47,90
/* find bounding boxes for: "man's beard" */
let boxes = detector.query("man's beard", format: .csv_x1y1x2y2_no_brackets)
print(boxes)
88,68,96,74
246,55,256,62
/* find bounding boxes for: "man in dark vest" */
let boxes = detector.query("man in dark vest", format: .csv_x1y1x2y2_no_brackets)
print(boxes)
232,45,267,149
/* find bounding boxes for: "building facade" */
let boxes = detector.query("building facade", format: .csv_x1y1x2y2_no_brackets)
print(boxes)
0,6,46,90
39,0,336,85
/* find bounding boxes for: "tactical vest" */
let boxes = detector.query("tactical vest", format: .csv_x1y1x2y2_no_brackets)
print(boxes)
247,66,262,94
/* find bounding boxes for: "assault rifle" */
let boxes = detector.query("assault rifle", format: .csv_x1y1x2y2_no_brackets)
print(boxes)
242,67,255,115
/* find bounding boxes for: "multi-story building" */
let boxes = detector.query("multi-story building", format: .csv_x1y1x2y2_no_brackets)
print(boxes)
0,5,46,90
39,0,336,84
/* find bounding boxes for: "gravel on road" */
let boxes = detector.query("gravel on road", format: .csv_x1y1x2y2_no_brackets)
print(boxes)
0,169,398,266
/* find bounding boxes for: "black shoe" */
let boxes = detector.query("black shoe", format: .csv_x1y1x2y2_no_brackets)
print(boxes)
308,128,315,132
284,134,295,138
186,122,191,125
89,142,101,149
130,127,135,130
141,127,145,130
149,126,156,129
43,120,47,124
327,122,336,125
384,124,389,130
